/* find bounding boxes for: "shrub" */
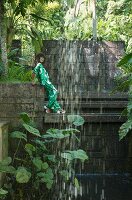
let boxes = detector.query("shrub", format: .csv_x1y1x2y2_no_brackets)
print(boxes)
0,113,88,200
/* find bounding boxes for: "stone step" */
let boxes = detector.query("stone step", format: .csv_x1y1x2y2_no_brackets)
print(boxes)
43,100,127,114
44,101,128,108
44,101,127,111
43,113,126,123
43,91,128,100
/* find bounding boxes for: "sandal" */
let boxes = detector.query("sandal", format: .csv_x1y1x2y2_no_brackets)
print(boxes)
57,109,66,114
44,106,52,113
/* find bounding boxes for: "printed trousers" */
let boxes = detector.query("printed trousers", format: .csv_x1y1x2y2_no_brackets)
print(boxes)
45,88,61,112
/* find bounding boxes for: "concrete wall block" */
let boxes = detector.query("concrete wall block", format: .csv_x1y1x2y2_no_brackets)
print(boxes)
42,40,60,48
0,83,35,98
0,97,34,104
102,41,118,49
0,103,34,113
82,123,122,136
40,40,126,93
80,134,126,158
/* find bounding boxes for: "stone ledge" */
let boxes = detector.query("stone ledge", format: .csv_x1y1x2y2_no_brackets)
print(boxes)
44,101,128,108
43,113,127,123
60,92,128,100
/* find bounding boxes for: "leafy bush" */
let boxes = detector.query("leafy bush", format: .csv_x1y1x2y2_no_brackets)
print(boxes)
0,48,32,82
0,113,88,199
0,63,32,82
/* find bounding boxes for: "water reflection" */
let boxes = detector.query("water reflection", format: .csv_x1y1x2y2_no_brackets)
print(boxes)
75,174,132,200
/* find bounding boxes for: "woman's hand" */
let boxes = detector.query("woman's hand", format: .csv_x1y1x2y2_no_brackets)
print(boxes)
32,73,37,86
32,81,36,86
41,87,45,92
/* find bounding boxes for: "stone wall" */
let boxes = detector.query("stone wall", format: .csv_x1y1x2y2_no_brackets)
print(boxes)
0,85,130,173
42,40,124,96
0,83,44,129
0,40,131,173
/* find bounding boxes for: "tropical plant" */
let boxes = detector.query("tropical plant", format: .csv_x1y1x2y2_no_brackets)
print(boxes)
0,188,8,199
0,48,32,82
97,0,132,52
0,0,56,77
0,112,88,199
116,53,132,140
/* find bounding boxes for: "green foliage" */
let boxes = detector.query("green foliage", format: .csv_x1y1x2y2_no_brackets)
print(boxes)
20,112,31,124
62,0,132,51
0,188,8,200
74,177,79,189
25,143,36,157
116,53,132,140
1,0,131,81
117,53,132,72
11,131,27,142
0,157,12,166
61,149,88,161
0,112,88,199
0,157,16,174
0,188,8,196
23,123,41,137
0,60,32,83
0,62,4,77
119,119,132,140
16,167,31,183
97,0,132,52
67,115,85,126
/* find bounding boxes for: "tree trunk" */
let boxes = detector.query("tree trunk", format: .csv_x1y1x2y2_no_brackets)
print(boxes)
92,0,97,41
0,0,8,77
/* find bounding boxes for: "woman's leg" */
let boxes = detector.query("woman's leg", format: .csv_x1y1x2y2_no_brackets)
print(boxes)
46,90,61,112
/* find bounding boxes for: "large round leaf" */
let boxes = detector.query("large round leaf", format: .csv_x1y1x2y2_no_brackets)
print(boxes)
10,131,27,141
67,115,85,126
20,112,31,124
42,162,49,170
117,53,132,66
33,157,43,170
61,150,88,161
0,188,8,195
25,144,36,156
23,123,40,137
66,149,88,161
16,167,31,183
0,157,12,166
0,165,16,174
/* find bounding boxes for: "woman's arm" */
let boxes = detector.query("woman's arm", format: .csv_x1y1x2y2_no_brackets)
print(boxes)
31,72,37,85
32,64,40,85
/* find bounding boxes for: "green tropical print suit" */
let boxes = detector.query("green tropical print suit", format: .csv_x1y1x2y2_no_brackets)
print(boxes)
33,63,61,112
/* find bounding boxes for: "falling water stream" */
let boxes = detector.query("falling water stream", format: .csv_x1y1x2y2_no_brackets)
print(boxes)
44,40,131,200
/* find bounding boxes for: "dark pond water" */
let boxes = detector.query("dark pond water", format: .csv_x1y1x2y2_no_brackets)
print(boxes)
75,173,132,200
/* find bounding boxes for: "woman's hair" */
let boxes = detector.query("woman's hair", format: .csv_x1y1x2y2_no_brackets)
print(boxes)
35,52,45,62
